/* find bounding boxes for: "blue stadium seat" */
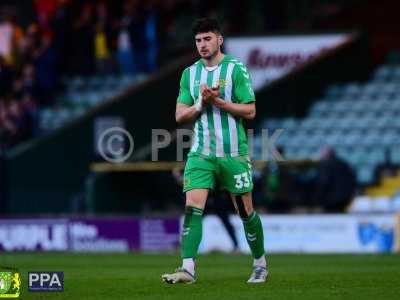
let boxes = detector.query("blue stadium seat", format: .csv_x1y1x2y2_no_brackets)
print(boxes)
390,146,400,163
357,166,374,184
325,84,342,97
280,118,299,130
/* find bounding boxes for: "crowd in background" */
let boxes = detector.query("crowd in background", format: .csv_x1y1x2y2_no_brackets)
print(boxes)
0,0,161,150
0,0,253,150
0,0,354,150
256,146,357,213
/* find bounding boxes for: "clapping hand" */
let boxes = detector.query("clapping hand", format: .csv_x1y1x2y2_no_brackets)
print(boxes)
200,84,220,105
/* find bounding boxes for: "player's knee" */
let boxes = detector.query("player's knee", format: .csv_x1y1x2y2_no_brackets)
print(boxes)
185,190,207,210
186,198,202,209
184,205,203,216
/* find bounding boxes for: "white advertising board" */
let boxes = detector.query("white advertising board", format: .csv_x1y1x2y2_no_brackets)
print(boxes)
225,34,350,91
198,214,396,254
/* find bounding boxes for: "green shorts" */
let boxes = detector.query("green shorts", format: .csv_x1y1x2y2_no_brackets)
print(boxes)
183,153,253,194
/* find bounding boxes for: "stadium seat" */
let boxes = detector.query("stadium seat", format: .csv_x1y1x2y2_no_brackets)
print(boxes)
280,118,299,130
390,146,400,163
357,166,374,184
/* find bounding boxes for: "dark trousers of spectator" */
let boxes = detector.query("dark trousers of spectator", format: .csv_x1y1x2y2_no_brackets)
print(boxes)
206,194,239,250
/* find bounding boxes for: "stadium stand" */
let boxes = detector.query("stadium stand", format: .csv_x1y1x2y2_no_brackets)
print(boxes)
256,52,400,189
0,1,157,149
2,0,400,215
38,73,146,132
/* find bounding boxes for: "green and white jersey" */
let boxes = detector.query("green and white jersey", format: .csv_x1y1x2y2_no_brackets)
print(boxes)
177,54,255,157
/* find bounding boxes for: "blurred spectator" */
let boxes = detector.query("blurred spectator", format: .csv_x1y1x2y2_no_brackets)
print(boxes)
373,149,398,183
313,146,356,212
94,1,113,74
260,161,293,213
116,1,136,74
21,93,38,135
259,147,298,213
34,0,58,29
21,64,40,101
70,3,95,75
116,0,160,75
126,0,155,74
0,56,13,97
50,0,72,75
34,33,58,105
0,72,38,149
0,97,18,148
0,10,15,64
143,0,158,73
13,23,41,71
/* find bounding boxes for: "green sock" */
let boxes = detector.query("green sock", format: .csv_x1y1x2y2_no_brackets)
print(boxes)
242,211,265,259
181,206,203,259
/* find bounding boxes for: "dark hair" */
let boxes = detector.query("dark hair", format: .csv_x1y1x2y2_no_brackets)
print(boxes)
192,18,221,36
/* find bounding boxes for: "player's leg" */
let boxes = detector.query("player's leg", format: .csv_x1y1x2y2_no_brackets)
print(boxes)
162,155,215,284
180,189,208,275
230,192,268,283
162,188,208,284
218,155,268,283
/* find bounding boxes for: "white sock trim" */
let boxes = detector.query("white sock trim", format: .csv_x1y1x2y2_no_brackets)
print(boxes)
182,258,195,275
253,255,266,268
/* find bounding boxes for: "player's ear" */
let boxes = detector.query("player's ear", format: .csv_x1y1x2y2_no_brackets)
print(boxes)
218,35,223,46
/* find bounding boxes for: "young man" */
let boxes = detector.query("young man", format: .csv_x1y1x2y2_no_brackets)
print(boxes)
162,18,268,284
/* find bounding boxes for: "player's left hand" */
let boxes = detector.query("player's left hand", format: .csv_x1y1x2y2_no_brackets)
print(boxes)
201,84,220,104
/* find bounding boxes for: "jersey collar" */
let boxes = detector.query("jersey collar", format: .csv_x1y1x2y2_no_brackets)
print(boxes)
199,53,229,68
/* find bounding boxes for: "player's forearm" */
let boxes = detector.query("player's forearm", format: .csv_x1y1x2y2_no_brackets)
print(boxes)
213,98,256,119
175,105,200,124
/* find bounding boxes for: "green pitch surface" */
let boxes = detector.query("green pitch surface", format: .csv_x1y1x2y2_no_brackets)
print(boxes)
1,253,400,299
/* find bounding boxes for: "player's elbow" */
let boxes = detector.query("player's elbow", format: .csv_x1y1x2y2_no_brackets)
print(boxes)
249,110,256,120
245,108,256,120
175,112,185,124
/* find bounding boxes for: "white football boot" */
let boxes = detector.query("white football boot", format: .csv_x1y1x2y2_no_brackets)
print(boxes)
162,268,196,284
247,266,268,283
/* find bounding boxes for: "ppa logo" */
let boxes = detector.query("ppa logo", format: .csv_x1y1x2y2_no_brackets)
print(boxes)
28,272,64,292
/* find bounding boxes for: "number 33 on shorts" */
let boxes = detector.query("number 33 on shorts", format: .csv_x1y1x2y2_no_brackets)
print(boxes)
234,171,252,189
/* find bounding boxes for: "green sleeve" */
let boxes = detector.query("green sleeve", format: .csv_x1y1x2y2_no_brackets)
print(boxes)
233,64,255,104
177,68,193,105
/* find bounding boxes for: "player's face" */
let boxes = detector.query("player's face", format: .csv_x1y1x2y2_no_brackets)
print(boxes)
195,32,223,59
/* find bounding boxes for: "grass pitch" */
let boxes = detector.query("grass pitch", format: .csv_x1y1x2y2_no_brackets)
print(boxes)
1,253,400,300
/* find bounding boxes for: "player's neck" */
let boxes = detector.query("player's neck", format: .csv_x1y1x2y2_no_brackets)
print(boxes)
202,52,225,67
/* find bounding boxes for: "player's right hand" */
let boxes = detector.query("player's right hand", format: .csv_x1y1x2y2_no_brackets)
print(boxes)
201,84,220,104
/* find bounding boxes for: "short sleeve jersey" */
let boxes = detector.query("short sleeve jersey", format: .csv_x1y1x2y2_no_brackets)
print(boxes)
177,54,255,157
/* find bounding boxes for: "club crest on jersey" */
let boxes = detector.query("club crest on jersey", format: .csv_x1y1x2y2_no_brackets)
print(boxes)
218,79,227,88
